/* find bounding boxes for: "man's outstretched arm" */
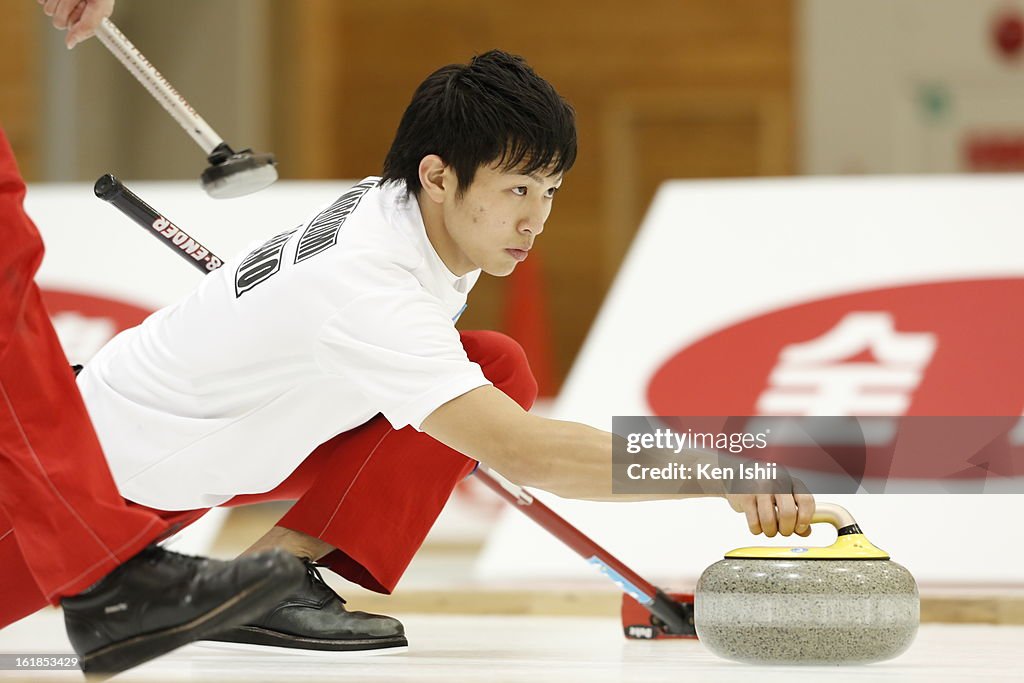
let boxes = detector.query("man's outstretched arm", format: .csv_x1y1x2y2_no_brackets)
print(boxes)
420,385,815,537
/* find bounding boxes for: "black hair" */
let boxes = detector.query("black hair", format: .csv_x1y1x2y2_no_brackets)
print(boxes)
381,50,577,197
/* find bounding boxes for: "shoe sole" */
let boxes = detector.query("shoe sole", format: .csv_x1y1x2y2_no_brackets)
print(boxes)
79,558,305,679
203,625,409,654
191,638,409,657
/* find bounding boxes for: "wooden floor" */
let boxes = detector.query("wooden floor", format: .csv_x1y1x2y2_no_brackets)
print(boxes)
1,608,1022,682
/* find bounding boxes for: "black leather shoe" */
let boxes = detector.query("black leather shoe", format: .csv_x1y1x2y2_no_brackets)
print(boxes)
204,559,407,653
61,545,305,676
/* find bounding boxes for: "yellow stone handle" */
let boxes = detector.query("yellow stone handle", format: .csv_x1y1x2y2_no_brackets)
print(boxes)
811,502,858,529
723,502,888,558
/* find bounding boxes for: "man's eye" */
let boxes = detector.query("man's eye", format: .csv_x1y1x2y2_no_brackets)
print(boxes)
512,186,527,196
546,187,560,198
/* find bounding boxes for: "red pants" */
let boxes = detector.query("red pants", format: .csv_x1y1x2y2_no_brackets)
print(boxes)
0,128,170,628
0,128,537,628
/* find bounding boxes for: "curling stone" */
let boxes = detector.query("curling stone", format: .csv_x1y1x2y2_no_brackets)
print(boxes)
695,502,918,665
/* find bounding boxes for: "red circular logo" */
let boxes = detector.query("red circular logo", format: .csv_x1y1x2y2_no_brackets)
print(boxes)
647,279,1024,481
994,12,1024,58
649,278,1024,417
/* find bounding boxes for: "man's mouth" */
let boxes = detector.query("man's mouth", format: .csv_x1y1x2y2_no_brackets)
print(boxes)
505,248,529,262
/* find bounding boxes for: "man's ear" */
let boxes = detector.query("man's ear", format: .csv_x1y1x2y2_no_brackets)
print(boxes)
418,155,449,204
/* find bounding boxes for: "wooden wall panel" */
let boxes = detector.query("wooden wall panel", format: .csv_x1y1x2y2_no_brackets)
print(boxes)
1,3,42,179
603,90,791,274
271,0,796,388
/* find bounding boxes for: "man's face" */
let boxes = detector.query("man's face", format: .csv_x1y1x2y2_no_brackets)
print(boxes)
439,163,562,277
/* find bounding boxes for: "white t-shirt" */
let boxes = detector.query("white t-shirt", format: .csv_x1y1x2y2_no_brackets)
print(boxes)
78,178,490,511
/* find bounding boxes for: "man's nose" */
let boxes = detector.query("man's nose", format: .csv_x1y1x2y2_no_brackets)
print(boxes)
519,207,547,236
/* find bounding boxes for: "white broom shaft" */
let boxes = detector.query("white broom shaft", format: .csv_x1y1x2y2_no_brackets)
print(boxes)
95,18,223,155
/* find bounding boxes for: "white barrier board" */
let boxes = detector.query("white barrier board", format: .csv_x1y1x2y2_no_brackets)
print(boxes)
477,176,1024,586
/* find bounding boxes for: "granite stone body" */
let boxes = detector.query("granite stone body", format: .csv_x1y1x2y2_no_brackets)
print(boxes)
695,558,919,664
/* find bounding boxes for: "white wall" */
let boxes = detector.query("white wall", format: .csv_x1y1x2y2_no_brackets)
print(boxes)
801,0,1024,174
